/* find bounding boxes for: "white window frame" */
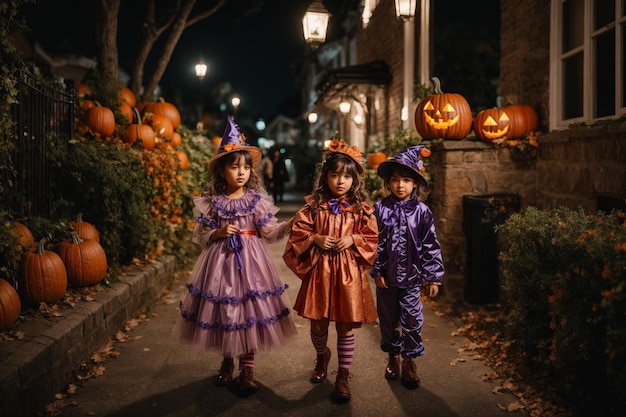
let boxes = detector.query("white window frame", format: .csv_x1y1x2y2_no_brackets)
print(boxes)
550,0,625,131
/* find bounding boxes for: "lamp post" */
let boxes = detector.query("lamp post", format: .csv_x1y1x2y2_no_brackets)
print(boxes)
194,59,208,128
339,98,351,140
302,1,331,49
231,96,240,119
394,0,417,129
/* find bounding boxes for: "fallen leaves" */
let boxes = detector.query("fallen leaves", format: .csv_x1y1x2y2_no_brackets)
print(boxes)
428,299,575,417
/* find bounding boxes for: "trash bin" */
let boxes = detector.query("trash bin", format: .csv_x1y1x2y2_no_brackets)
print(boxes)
462,193,520,304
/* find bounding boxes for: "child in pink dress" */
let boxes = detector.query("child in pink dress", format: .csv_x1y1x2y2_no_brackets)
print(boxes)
283,138,378,401
370,145,444,387
173,117,296,393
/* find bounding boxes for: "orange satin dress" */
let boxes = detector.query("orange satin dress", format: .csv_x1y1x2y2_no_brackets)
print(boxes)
283,196,378,325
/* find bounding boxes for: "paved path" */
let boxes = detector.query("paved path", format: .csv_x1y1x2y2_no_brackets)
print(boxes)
54,193,523,417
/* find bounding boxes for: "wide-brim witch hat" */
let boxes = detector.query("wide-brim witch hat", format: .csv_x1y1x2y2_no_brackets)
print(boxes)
208,116,261,172
326,138,365,174
377,145,430,189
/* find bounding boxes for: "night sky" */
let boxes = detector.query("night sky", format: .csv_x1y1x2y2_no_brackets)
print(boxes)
21,0,338,119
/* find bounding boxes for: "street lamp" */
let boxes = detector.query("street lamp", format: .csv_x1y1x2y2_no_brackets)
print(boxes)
231,96,240,119
339,98,351,140
194,59,208,79
307,112,318,124
194,59,208,128
302,0,330,49
394,0,417,129
394,0,417,21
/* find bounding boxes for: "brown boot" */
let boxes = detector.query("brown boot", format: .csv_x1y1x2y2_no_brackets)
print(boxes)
334,367,351,400
401,358,421,386
310,348,331,383
239,366,258,392
385,353,400,380
216,358,234,386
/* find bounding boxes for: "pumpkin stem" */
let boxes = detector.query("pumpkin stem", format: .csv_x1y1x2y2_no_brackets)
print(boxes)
69,231,84,244
132,107,141,124
76,212,84,222
431,77,443,94
36,238,48,255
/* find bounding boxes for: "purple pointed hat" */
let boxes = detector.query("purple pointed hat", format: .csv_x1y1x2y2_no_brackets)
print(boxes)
208,116,261,172
377,145,430,189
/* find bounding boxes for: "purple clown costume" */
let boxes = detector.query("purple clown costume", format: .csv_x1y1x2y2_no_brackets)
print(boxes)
370,145,444,359
172,118,297,359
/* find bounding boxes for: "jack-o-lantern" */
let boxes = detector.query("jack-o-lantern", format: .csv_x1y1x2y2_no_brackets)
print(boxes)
414,77,472,140
473,107,512,142
473,104,539,142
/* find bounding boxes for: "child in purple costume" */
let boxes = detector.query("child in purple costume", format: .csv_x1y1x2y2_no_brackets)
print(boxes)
370,145,444,387
173,117,296,393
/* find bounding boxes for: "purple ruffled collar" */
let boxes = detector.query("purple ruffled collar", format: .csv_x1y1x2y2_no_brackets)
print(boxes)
210,189,262,219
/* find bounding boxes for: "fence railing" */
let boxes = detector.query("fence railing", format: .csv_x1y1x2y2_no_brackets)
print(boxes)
7,72,75,218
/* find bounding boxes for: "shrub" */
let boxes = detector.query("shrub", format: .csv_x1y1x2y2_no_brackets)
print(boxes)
498,207,626,416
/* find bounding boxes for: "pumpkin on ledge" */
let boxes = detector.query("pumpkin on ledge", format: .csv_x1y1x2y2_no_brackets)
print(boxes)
366,152,387,170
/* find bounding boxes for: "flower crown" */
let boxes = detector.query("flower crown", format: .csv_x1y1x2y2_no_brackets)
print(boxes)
327,138,363,164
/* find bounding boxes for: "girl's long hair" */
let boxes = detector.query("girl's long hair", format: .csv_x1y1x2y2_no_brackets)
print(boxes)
203,150,261,196
309,153,367,213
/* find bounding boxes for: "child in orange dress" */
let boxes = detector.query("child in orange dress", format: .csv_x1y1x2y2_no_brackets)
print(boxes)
283,138,378,401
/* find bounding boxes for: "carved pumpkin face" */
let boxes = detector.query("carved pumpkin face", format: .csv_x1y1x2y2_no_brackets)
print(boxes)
415,93,472,140
474,104,539,142
473,108,512,141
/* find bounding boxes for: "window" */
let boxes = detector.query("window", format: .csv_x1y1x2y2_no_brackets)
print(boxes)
550,0,625,129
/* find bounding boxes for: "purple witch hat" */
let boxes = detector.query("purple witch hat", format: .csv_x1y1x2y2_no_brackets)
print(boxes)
208,116,261,172
377,145,430,189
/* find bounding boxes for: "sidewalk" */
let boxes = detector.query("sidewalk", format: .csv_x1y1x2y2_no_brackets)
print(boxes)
2,191,524,417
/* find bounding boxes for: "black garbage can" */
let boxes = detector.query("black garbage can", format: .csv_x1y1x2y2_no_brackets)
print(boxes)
462,193,520,304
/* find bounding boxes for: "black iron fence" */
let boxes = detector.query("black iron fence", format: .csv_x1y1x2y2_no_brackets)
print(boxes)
7,72,75,218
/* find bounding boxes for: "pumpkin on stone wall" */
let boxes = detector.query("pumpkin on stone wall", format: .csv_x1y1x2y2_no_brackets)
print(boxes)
415,77,472,140
367,152,387,169
473,103,538,142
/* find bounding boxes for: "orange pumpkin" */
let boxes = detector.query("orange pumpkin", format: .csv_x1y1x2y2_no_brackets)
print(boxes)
415,77,472,140
75,83,93,99
18,238,68,305
212,136,222,150
124,108,155,148
143,97,180,129
56,232,107,288
143,114,174,139
0,278,21,331
85,102,116,137
367,152,387,169
175,151,189,170
170,131,182,147
11,221,35,251
119,86,137,107
118,101,134,125
81,99,95,111
473,107,513,142
69,213,100,242
504,104,538,138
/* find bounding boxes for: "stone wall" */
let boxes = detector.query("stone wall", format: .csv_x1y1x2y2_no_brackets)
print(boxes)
428,139,537,303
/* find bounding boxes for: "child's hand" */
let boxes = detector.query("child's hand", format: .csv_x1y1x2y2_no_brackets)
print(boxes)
285,216,295,229
332,235,354,251
215,224,239,240
428,283,440,298
314,235,336,250
374,275,388,288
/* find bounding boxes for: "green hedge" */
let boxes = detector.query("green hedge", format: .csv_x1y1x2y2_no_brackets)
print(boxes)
498,207,626,416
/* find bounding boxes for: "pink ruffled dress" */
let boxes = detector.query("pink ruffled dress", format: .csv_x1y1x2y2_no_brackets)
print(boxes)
173,189,297,358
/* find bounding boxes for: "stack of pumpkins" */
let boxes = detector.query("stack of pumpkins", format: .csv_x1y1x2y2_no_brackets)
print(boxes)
76,84,188,170
0,216,108,332
366,77,539,169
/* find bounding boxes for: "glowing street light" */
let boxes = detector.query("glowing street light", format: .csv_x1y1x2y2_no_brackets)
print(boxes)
394,0,417,20
194,59,208,79
231,96,241,119
302,1,330,49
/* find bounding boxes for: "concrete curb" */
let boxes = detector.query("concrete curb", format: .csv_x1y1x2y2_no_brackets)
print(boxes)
0,256,176,417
